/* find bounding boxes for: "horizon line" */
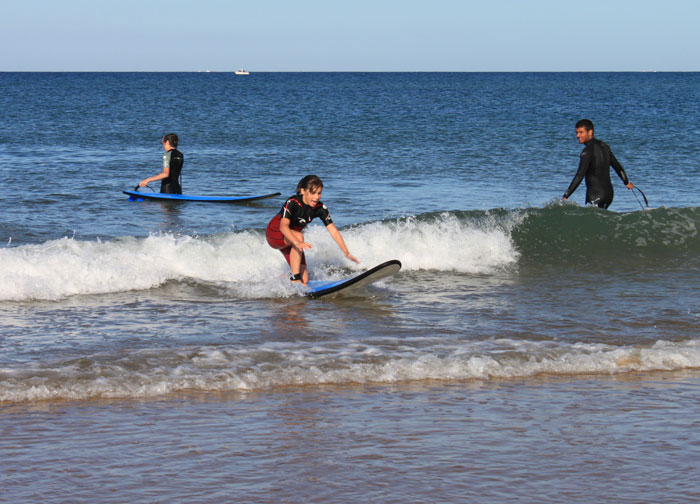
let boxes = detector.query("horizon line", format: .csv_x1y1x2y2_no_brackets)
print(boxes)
1,69,697,73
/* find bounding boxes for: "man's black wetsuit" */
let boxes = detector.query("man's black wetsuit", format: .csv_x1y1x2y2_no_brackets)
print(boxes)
160,148,184,194
563,138,629,209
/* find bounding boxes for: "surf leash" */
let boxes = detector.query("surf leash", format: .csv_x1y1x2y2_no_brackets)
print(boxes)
631,185,649,209
133,183,156,192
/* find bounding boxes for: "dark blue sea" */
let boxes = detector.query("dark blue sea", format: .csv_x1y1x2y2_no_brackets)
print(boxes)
1,72,699,503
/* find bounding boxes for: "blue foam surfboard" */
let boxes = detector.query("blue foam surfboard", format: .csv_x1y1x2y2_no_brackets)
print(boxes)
123,189,281,203
305,260,401,299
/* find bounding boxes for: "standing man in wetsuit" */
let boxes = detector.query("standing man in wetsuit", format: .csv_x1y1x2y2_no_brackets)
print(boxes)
562,119,634,209
139,133,184,194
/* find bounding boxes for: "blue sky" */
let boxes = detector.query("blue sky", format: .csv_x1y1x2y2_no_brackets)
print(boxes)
2,0,698,71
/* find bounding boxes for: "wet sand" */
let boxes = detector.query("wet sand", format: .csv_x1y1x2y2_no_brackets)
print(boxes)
3,371,699,503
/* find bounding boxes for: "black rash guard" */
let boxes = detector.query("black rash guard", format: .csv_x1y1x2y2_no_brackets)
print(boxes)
277,194,333,230
160,148,184,194
563,138,629,209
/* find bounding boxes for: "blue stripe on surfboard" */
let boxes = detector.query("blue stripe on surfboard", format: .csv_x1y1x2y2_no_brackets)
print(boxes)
306,278,351,292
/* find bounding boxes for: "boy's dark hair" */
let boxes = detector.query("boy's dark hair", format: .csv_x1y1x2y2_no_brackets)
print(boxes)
296,175,323,194
575,119,594,131
163,133,179,148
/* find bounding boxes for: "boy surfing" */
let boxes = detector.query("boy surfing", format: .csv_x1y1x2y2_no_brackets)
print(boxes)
266,175,359,284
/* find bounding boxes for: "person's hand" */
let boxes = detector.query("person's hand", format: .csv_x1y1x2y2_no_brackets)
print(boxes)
346,252,360,264
138,179,149,187
294,241,312,252
626,182,634,189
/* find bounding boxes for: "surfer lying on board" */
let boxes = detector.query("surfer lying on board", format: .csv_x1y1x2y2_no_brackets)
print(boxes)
138,133,184,194
266,175,359,284
562,119,634,209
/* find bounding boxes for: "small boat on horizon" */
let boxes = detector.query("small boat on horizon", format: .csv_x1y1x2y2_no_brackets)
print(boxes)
234,69,250,75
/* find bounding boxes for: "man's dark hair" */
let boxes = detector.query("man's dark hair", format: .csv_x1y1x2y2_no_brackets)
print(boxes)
163,133,179,148
575,119,594,131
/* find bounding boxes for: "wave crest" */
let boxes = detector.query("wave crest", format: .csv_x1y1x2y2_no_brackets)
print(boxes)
1,206,697,301
2,338,698,403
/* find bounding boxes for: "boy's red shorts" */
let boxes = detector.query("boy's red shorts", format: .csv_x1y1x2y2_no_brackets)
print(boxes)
266,214,305,266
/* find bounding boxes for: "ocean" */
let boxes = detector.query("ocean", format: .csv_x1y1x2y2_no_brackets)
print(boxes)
1,72,699,503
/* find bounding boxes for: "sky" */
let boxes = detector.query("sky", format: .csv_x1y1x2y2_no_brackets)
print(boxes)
2,0,699,71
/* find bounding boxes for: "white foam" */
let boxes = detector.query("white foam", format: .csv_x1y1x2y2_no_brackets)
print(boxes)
2,338,698,403
0,233,283,301
1,214,519,301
